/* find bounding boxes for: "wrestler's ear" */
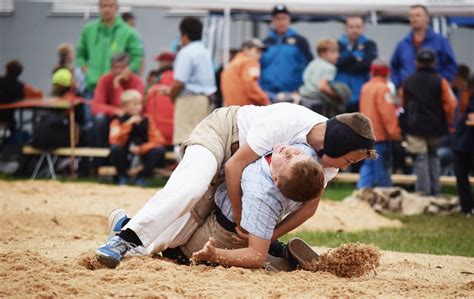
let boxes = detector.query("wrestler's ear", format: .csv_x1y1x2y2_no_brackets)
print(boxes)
272,174,280,186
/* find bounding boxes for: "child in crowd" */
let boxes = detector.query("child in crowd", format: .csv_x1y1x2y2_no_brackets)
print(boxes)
98,143,324,269
51,43,85,97
357,58,401,189
108,89,166,186
299,39,351,117
399,48,456,196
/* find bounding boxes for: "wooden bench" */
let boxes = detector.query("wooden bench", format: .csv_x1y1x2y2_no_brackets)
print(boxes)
332,172,474,186
97,166,174,178
23,145,177,180
23,146,111,179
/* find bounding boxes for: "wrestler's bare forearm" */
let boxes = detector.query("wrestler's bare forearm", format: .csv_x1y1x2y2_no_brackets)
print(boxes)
272,196,320,240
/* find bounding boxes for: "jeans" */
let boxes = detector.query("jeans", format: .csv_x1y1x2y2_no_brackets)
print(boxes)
357,142,393,189
414,146,441,196
110,145,166,178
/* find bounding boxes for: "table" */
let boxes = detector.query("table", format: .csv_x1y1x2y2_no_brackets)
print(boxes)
0,97,81,178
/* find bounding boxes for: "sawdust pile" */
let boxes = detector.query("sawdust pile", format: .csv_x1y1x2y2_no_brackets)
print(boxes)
302,243,381,278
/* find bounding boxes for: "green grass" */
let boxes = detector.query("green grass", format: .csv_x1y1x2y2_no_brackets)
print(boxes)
282,213,474,257
280,183,474,257
322,182,357,201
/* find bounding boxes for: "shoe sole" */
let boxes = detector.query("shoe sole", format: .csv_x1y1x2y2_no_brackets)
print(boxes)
288,238,319,267
95,250,120,269
264,255,296,272
108,209,127,240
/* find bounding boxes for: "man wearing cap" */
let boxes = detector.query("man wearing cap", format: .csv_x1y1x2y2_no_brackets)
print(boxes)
390,5,456,88
336,16,378,113
358,58,401,188
399,48,456,196
260,4,313,100
221,39,270,107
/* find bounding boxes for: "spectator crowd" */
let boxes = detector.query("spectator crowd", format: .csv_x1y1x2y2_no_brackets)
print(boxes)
0,1,473,214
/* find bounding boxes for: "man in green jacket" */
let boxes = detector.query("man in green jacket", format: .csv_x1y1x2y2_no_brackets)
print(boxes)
76,0,144,93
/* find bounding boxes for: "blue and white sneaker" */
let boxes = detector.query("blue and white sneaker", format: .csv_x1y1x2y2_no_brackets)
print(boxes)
107,209,128,240
95,236,136,268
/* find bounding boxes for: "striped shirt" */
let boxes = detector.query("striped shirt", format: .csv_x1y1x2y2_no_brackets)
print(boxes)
214,143,317,240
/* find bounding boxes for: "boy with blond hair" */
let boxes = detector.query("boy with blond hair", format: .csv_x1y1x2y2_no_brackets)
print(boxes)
109,89,166,185
299,39,350,117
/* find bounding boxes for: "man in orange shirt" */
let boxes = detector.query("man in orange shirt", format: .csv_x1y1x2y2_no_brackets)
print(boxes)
221,39,270,107
358,58,401,188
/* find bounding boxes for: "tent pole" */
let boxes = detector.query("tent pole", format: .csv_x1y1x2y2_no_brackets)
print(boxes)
223,6,231,66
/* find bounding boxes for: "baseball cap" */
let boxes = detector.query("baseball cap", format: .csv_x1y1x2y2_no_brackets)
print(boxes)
416,48,436,64
52,68,72,87
370,58,391,77
241,38,267,51
271,4,290,17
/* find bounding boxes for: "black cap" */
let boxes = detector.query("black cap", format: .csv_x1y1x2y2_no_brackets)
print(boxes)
416,48,436,64
271,4,290,17
241,38,267,51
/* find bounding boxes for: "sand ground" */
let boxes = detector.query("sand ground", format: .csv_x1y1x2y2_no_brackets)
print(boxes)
1,180,473,297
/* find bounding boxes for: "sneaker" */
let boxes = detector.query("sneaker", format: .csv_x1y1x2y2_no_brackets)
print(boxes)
287,238,319,267
107,209,128,240
95,236,136,268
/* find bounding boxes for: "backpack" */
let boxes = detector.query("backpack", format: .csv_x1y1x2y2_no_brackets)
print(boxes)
31,111,71,150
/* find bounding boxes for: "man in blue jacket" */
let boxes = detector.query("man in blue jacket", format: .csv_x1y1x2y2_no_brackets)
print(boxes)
260,4,313,100
390,5,457,88
335,16,378,113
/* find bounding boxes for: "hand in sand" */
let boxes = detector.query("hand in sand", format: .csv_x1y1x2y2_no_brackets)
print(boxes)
192,237,217,261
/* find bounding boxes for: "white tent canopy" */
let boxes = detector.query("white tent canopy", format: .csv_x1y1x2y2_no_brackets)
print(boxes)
30,0,474,16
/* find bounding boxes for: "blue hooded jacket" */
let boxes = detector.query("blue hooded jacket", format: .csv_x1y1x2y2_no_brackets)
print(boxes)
335,34,378,103
260,28,313,93
390,28,457,88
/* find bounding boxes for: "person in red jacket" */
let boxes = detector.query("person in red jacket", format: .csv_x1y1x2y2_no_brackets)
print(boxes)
144,52,175,146
358,58,401,188
92,52,145,148
109,89,166,186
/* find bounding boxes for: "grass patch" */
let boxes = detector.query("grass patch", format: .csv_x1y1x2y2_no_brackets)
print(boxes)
290,183,472,257
322,182,356,201
282,213,474,257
